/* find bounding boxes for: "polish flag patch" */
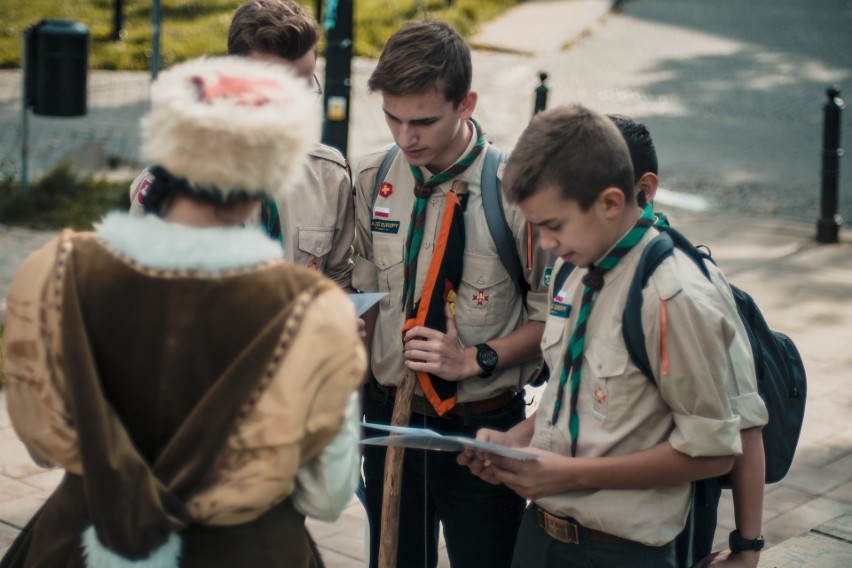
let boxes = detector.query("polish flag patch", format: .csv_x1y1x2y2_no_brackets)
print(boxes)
374,206,391,218
554,290,566,303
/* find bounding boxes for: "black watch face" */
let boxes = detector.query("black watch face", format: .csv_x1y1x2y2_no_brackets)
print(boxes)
479,347,498,370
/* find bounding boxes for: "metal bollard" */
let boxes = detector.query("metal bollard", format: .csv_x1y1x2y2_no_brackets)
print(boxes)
533,71,549,117
816,85,845,243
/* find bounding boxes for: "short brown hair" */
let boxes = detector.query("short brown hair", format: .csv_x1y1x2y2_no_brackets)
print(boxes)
503,105,635,209
368,20,472,106
228,0,318,61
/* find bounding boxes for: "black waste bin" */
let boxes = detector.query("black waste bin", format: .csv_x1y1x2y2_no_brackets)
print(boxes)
25,19,90,117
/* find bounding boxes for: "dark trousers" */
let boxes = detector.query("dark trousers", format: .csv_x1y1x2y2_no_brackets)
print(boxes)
511,506,677,568
363,380,526,568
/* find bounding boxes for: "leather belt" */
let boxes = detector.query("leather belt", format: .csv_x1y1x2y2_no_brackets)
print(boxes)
534,505,635,545
374,381,515,418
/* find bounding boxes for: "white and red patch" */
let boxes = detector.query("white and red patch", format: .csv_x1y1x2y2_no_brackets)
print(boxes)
374,206,390,218
137,178,153,204
472,289,489,306
379,182,393,198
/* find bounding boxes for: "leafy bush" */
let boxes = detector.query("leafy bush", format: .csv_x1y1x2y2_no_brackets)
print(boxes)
0,0,516,69
0,164,131,229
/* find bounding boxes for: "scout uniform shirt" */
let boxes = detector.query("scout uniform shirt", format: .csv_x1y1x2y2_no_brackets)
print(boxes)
352,135,551,403
533,230,745,547
129,143,355,287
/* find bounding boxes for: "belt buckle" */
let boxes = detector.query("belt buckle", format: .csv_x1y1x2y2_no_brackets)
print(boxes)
542,510,580,544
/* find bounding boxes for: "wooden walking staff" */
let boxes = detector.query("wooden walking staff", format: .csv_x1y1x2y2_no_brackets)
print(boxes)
377,369,417,568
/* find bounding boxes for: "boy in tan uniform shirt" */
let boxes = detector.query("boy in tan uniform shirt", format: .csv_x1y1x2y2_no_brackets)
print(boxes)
352,20,551,568
129,0,354,287
459,105,748,568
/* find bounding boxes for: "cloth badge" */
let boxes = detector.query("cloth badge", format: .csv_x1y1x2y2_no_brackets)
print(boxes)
592,382,609,419
542,266,553,288
379,181,393,198
374,206,390,218
137,177,152,204
472,289,489,308
550,288,571,318
371,218,400,234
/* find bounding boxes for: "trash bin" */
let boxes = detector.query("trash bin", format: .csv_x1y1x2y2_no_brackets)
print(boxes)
25,19,90,117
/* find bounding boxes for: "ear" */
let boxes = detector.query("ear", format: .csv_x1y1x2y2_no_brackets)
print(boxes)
638,172,659,203
597,186,626,218
458,91,478,120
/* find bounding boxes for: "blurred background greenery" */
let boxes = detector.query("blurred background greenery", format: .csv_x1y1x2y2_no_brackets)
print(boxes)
0,0,516,69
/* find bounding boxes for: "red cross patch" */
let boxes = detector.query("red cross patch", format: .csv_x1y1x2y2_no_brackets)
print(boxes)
472,289,489,306
379,182,393,198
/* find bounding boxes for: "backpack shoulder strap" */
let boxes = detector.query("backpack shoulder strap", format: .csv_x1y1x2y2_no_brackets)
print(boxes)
551,260,576,301
481,145,529,299
622,231,676,385
371,145,401,207
622,225,716,385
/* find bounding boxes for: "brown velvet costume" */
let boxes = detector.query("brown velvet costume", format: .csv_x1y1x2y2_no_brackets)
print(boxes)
2,229,363,567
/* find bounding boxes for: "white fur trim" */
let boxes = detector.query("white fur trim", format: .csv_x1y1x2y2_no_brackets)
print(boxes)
82,526,181,568
95,211,283,272
141,55,318,199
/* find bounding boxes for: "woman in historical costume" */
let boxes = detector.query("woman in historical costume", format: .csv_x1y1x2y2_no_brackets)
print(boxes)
1,56,365,567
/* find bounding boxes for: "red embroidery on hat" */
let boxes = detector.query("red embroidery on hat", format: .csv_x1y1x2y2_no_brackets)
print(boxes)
192,74,285,106
137,178,152,204
379,182,393,198
472,290,489,306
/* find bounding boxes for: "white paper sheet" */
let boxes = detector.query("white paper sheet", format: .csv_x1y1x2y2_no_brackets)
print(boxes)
349,292,388,316
361,422,538,460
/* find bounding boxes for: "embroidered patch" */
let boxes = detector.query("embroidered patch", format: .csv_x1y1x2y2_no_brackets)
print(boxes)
542,266,553,288
550,302,571,318
550,289,571,318
592,382,609,418
371,219,401,234
379,181,393,198
472,289,489,307
374,206,390,218
137,178,152,204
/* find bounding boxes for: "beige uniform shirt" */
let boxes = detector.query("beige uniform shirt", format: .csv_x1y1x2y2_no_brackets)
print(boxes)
532,230,749,546
352,136,551,403
129,143,355,287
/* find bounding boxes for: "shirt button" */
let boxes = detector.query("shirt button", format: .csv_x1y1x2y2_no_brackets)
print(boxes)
316,246,323,253
430,197,437,205
379,257,386,267
477,277,485,285
425,242,432,249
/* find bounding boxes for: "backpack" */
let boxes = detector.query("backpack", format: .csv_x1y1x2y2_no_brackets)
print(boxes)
372,144,530,301
550,224,807,483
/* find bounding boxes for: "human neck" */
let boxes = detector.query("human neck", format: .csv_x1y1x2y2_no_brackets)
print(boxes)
427,119,473,174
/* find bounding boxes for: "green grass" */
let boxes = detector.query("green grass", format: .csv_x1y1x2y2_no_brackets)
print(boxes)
0,164,132,229
0,0,516,69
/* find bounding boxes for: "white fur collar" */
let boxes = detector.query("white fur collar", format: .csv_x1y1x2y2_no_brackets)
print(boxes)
95,211,283,272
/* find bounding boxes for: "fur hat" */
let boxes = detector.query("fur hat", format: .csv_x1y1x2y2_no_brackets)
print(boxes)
140,55,318,199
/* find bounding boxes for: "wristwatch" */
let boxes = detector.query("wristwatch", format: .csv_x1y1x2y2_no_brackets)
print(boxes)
729,530,765,553
475,343,498,378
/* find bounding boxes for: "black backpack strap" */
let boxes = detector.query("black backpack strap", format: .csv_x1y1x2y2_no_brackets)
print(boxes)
622,231,676,385
551,260,576,301
371,145,401,207
481,145,529,301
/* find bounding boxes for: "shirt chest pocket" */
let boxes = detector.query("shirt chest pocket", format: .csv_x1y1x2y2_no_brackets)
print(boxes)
581,341,630,422
373,236,404,305
455,252,512,327
298,227,334,271
540,313,567,380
